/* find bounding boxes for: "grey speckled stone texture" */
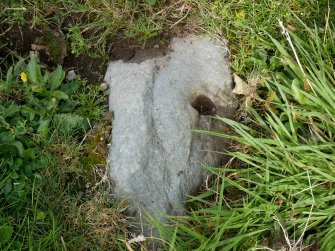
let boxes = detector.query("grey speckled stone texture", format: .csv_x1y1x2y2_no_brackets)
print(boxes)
104,35,235,230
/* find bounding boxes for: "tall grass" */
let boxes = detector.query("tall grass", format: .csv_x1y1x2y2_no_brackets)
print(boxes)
155,18,335,251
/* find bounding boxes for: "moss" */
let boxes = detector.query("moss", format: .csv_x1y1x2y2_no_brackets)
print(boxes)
81,118,111,175
42,27,67,65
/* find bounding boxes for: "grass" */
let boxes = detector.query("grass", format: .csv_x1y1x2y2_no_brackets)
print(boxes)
1,1,332,59
0,55,128,250
153,12,335,251
1,0,335,250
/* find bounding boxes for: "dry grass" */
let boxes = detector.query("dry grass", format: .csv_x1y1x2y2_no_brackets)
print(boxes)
71,192,129,249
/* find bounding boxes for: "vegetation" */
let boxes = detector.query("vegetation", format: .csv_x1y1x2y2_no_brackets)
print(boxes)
0,55,127,249
155,17,335,250
0,0,334,250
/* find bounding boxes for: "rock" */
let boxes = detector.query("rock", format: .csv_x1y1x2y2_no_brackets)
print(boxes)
66,70,76,81
104,36,235,232
99,82,109,91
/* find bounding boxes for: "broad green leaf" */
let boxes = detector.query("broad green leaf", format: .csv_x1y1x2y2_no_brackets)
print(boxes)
37,155,49,169
31,84,45,93
42,71,49,84
9,141,25,157
13,158,23,170
14,126,27,136
3,179,12,195
9,116,24,126
10,172,19,179
23,148,35,159
0,116,10,128
61,80,81,94
46,99,57,110
48,66,65,90
23,163,33,176
52,90,69,100
6,66,14,82
20,106,35,121
40,90,52,98
54,113,84,134
37,119,50,135
2,102,20,118
0,131,15,143
27,55,42,85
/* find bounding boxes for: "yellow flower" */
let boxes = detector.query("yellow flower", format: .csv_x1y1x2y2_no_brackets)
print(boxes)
20,72,28,83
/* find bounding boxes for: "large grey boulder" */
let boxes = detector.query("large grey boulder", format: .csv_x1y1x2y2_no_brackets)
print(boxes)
104,36,235,230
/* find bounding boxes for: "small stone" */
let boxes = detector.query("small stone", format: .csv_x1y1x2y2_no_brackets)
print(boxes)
100,82,109,91
66,70,76,81
153,44,160,49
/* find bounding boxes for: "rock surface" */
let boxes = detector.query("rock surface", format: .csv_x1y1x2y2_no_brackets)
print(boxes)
104,36,235,230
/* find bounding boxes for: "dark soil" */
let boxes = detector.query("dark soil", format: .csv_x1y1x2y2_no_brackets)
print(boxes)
62,36,169,83
0,24,170,83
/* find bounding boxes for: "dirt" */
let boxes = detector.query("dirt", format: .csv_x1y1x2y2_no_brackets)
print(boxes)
268,237,319,251
109,37,169,62
0,24,170,84
191,95,217,115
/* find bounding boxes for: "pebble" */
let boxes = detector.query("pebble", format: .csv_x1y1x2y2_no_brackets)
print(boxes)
66,70,77,81
100,82,109,91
